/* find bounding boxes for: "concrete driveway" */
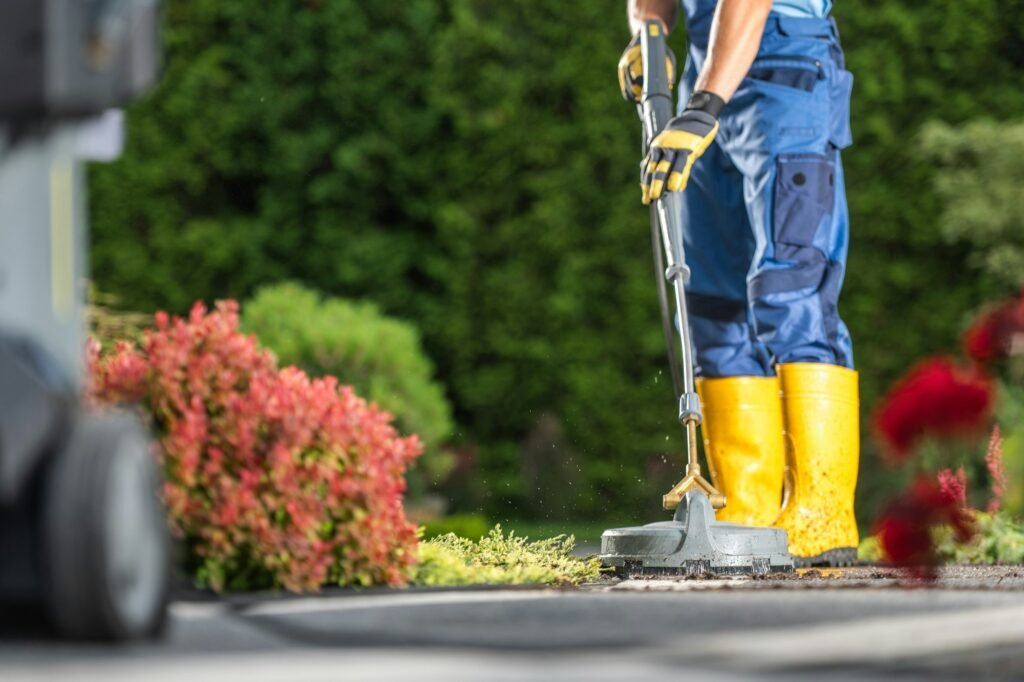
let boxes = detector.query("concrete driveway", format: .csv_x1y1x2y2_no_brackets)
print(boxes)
3,567,1024,681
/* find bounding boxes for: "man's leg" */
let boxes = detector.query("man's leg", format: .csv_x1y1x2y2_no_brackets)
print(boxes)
722,29,859,563
769,152,858,564
682,140,771,378
681,132,785,527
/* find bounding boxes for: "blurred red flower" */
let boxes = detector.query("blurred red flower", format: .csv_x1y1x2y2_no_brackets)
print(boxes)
875,475,975,580
963,314,999,364
963,292,1024,364
873,356,995,461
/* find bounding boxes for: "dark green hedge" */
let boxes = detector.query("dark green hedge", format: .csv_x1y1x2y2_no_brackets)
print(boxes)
90,0,1024,523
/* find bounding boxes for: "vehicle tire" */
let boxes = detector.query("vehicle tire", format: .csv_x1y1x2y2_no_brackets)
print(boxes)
40,411,169,640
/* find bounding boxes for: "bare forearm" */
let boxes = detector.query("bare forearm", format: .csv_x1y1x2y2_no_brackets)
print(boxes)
694,0,773,102
628,0,678,34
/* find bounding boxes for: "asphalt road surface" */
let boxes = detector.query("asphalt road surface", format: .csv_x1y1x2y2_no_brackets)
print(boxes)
4,568,1024,681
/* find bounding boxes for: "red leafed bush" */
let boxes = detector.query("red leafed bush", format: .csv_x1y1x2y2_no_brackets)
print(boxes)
873,356,995,461
87,301,422,592
875,475,975,580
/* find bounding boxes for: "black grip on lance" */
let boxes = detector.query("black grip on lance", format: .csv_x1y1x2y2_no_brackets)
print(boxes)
638,19,687,401
639,19,674,150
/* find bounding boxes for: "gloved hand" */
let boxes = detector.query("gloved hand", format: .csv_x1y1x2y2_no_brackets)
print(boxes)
641,96,722,204
617,22,676,104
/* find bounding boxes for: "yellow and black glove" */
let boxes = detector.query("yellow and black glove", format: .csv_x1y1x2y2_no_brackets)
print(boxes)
617,22,676,104
641,91,724,204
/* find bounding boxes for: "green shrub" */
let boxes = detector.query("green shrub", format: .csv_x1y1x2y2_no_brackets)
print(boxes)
413,526,603,586
242,282,454,491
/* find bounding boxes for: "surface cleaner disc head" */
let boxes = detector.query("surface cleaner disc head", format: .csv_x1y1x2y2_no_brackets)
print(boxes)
600,489,794,576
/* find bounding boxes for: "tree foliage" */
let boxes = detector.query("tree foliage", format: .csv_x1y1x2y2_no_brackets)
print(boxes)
90,0,1024,524
920,119,1024,290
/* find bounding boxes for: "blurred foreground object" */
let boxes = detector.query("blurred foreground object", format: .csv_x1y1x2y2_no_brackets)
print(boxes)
0,0,168,640
865,288,1024,576
0,0,159,121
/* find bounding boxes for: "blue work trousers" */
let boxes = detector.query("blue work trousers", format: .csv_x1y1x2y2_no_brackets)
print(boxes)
678,14,855,377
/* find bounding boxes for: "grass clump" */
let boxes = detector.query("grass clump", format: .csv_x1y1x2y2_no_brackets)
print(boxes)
859,511,1024,565
857,535,884,562
936,512,1024,564
413,525,603,587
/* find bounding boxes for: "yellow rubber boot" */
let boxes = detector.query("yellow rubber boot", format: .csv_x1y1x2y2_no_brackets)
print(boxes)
774,363,860,565
697,376,785,527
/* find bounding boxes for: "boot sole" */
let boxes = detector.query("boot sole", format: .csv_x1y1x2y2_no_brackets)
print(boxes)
793,546,858,568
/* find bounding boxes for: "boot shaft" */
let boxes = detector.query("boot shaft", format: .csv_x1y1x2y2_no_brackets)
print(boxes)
776,362,860,558
697,375,785,527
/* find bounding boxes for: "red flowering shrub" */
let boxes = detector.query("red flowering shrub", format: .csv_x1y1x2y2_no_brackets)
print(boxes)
875,475,975,580
873,356,995,460
87,301,422,592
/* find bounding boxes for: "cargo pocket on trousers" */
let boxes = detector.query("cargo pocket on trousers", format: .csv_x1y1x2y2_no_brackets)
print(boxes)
773,153,835,258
